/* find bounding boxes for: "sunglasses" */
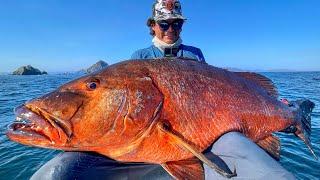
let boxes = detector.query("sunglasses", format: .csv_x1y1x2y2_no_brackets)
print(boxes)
157,20,184,31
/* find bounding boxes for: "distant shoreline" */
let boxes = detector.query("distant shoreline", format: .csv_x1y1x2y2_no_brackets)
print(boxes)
1,70,320,75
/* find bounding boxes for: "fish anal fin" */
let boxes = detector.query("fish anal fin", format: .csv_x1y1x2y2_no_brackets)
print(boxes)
235,72,278,98
257,135,280,160
161,158,204,180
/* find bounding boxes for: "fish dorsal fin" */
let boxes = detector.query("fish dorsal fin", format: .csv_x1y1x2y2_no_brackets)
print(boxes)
158,122,237,178
161,158,204,180
235,72,278,98
257,135,281,160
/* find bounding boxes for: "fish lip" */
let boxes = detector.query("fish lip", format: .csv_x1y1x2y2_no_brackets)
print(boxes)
6,105,55,143
25,105,74,139
7,104,72,144
7,121,52,142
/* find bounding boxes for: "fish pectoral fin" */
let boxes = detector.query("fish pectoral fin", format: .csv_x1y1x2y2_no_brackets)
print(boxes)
257,135,280,160
158,122,237,178
161,157,204,180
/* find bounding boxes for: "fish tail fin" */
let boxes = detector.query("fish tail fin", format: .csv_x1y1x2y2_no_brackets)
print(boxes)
284,99,317,159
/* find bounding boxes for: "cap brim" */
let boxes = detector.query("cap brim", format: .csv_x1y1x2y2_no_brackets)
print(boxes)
154,14,187,21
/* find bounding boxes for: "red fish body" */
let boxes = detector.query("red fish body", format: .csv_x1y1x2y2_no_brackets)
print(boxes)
7,58,315,179
107,59,294,163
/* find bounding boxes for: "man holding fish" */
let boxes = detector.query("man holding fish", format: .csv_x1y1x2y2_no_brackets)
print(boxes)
20,1,304,179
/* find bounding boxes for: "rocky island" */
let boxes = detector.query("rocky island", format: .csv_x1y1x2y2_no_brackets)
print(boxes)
12,65,47,75
85,60,108,74
76,60,109,74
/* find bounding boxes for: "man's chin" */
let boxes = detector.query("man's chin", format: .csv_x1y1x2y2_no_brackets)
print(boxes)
163,38,178,44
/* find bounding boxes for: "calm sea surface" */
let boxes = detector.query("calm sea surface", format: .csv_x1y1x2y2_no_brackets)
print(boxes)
0,72,319,179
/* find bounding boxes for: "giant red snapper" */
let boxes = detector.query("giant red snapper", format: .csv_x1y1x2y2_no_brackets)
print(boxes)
7,59,316,179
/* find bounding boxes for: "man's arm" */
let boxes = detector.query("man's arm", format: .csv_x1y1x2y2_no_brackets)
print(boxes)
205,132,295,179
196,48,206,63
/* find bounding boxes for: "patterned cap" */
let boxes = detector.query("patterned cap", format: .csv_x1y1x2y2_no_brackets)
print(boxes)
152,0,186,21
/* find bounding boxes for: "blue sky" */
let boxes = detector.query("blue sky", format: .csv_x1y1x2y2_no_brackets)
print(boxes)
0,0,319,72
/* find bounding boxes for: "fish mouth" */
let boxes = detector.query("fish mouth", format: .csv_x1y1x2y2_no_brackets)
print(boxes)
7,105,72,146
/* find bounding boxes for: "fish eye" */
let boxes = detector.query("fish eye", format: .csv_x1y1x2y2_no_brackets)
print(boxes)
86,81,99,91
87,82,97,90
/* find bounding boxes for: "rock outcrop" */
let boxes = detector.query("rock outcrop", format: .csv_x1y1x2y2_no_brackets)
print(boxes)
85,60,108,74
12,65,47,75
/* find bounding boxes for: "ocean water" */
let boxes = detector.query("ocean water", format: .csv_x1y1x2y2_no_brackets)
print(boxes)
0,72,319,179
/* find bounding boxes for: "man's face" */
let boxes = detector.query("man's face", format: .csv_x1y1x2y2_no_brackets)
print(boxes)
152,19,183,44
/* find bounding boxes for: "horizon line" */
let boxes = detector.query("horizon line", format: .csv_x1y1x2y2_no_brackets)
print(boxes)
1,69,320,74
